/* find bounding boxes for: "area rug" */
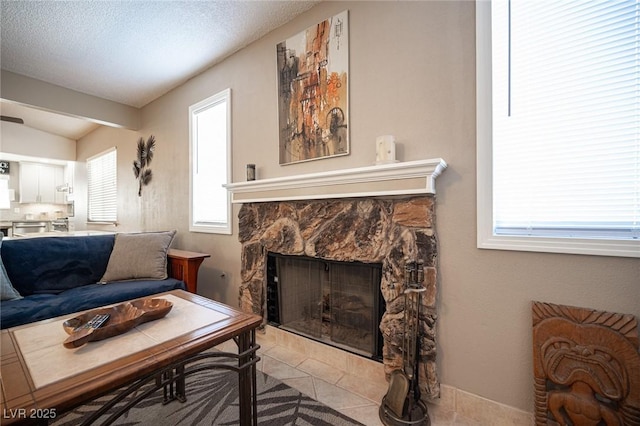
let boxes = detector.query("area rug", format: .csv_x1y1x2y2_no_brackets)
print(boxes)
52,365,365,426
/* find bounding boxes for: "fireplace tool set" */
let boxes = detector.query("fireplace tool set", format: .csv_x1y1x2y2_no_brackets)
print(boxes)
380,260,430,426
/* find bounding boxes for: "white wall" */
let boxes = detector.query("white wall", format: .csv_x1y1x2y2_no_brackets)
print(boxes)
63,1,640,414
1,70,140,130
0,121,75,161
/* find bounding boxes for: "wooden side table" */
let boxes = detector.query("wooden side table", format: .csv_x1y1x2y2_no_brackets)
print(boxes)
167,249,210,294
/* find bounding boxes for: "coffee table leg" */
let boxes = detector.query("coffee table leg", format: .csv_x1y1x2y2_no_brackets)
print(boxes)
175,364,186,403
159,370,174,404
158,367,187,405
237,329,258,426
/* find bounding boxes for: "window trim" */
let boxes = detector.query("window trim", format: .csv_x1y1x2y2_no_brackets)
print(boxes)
189,88,232,235
86,147,117,224
476,2,639,258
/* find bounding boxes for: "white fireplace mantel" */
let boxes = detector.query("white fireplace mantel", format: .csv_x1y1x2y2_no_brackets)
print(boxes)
223,158,447,204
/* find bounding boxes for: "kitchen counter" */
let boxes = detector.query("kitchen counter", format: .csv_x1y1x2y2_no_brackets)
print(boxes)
5,219,54,222
0,219,68,224
8,231,114,239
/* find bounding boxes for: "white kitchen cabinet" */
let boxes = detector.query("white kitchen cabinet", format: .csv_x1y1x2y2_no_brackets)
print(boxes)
19,163,40,203
19,162,65,203
54,166,65,204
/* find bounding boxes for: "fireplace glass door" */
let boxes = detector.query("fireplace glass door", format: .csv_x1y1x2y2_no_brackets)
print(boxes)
270,254,382,357
277,256,325,338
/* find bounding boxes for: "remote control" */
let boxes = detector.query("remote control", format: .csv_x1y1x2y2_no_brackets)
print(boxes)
76,313,110,331
64,313,111,349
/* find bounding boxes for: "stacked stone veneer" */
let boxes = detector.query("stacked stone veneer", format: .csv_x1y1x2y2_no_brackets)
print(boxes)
238,196,440,399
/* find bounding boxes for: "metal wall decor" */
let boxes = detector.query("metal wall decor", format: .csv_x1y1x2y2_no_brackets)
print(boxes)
133,135,155,196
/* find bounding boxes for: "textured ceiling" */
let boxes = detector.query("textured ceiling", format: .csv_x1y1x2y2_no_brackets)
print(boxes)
1,0,318,109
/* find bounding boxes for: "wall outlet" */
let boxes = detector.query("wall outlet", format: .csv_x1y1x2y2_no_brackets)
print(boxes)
13,207,20,213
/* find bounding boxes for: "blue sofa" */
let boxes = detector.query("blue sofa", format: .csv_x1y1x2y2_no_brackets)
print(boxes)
0,233,186,329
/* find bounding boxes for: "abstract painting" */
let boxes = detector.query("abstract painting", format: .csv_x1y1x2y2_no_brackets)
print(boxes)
277,10,349,165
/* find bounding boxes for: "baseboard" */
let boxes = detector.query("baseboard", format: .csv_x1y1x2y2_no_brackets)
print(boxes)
427,384,534,425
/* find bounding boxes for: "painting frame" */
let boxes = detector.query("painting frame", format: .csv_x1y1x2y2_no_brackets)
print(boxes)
276,10,349,165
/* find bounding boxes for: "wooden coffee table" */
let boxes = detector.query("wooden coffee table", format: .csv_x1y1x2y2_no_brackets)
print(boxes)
0,290,262,425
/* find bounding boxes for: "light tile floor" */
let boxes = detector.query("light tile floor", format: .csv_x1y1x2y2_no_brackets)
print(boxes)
216,326,479,425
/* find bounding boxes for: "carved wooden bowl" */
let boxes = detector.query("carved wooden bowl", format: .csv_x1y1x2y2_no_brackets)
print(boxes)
62,298,173,349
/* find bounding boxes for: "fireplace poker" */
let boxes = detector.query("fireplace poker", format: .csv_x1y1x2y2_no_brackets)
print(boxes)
404,285,425,416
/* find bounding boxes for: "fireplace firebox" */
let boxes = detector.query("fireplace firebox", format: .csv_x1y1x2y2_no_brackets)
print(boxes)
267,253,385,359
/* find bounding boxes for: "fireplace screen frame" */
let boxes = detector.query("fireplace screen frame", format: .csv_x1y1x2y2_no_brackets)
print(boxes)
266,252,385,360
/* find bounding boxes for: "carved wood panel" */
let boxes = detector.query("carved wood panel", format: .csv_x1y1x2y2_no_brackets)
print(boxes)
532,301,640,425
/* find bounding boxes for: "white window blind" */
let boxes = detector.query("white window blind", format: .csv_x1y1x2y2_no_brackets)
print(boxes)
491,0,639,241
87,148,117,222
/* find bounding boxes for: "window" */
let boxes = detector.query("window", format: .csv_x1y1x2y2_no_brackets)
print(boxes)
87,147,117,223
477,0,640,257
189,89,232,234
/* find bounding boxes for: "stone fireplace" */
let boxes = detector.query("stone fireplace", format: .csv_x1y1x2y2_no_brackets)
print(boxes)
227,159,447,400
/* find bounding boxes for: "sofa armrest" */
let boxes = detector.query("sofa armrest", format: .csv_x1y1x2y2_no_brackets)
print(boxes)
167,249,210,294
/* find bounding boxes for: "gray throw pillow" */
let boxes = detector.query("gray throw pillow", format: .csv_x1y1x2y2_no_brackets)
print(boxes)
100,230,176,283
0,238,22,301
